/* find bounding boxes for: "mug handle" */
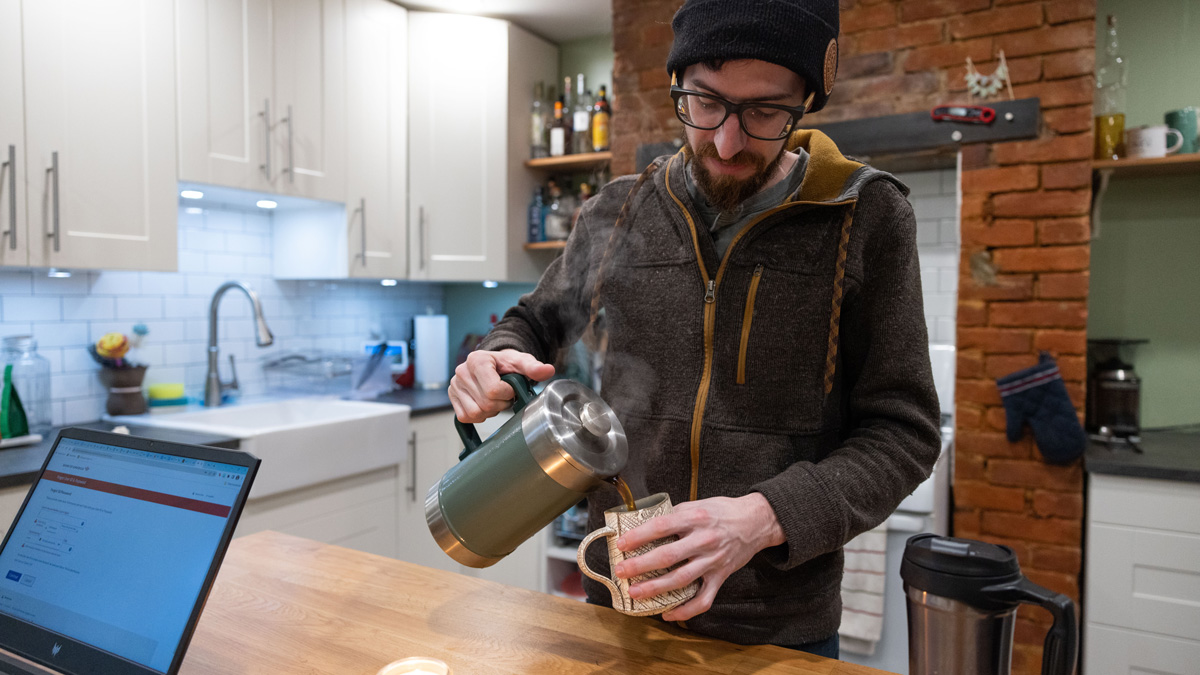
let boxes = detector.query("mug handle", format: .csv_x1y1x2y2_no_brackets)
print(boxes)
1166,128,1185,155
577,526,621,600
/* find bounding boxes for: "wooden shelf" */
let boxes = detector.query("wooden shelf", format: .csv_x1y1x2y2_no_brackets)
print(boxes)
524,240,566,251
1092,153,1200,178
525,151,612,171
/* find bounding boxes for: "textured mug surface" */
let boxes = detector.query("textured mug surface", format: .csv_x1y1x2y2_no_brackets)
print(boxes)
577,492,700,616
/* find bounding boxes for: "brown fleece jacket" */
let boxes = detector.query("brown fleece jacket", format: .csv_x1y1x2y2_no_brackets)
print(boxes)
479,130,941,646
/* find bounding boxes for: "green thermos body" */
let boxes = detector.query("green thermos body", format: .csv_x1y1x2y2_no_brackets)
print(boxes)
426,374,628,568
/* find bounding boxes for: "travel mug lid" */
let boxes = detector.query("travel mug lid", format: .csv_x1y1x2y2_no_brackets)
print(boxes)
901,533,1024,609
522,379,628,491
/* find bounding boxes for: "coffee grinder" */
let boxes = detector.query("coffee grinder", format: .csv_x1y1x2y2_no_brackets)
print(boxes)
1086,338,1147,451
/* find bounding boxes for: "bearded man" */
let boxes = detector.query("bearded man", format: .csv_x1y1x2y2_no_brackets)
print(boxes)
448,0,940,659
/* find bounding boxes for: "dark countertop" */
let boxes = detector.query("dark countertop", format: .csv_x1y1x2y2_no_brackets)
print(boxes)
372,387,453,415
0,422,241,490
1084,429,1200,483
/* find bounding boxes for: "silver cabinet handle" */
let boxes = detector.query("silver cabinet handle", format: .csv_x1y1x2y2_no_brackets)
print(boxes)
46,151,59,252
406,431,417,503
284,104,294,182
358,198,367,267
418,206,426,271
2,145,14,250
258,99,271,179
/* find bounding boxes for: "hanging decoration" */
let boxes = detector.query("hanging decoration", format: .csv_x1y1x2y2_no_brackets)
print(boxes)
965,50,1014,101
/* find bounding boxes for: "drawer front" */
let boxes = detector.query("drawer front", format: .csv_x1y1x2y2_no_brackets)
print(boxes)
1086,523,1200,641
1084,624,1200,675
1088,474,1200,534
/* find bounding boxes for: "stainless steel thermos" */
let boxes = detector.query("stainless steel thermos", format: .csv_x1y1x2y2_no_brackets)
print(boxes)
426,374,628,568
901,534,1078,675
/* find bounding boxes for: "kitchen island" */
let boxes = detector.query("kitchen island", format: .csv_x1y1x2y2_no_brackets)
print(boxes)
180,531,892,675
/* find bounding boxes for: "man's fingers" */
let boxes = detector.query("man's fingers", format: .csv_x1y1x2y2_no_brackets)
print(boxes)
661,576,720,622
616,513,684,552
493,349,555,381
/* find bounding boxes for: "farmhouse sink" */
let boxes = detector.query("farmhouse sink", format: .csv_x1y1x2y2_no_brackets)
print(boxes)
109,398,410,498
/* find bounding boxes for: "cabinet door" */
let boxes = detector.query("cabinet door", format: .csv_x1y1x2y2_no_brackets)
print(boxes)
23,0,178,272
408,12,508,282
402,412,466,572
271,0,345,203
176,0,273,192
344,0,406,279
0,0,27,266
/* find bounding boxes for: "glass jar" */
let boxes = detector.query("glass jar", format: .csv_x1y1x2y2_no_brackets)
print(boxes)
2,335,52,435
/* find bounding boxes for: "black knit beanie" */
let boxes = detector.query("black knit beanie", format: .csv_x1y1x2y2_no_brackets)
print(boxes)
666,0,840,113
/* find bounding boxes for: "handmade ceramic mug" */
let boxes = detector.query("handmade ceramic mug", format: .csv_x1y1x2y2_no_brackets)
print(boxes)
1125,124,1184,159
577,492,700,616
1165,107,1199,154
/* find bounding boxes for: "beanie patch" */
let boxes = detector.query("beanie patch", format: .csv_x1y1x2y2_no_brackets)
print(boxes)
823,39,838,97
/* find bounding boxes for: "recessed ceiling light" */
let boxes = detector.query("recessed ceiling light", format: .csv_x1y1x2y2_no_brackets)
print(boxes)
256,200,278,209
180,190,204,199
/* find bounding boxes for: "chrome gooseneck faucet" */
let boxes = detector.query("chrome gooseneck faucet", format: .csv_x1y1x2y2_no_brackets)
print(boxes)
205,281,274,407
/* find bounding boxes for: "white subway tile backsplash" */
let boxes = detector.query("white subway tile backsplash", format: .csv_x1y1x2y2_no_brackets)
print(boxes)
33,322,88,349
0,270,33,295
939,269,959,293
202,209,246,232
4,296,61,322
145,320,186,343
916,220,941,246
62,349,97,373
51,372,93,401
61,296,116,321
937,317,957,343
898,167,960,350
900,170,944,197
117,296,165,320
163,297,209,320
42,348,63,374
162,342,203,367
177,250,206,273
243,255,272,276
184,228,226,252
34,273,90,295
185,274,229,297
0,322,34,338
89,271,141,296
226,233,269,256
205,252,244,275
912,194,957,221
63,396,106,425
140,272,186,296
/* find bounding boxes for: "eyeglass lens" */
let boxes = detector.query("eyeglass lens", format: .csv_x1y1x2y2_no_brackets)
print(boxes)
676,93,794,139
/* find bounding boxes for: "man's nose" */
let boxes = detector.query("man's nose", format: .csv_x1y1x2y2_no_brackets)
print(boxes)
713,114,747,159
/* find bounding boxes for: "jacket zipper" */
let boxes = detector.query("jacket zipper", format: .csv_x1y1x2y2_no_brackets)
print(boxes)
663,155,855,501
736,264,764,385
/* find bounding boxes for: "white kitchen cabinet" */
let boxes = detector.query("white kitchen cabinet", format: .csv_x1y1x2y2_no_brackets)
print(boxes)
1084,473,1200,675
15,0,177,272
176,0,345,203
407,13,557,283
234,465,400,558
0,0,27,267
404,409,543,593
344,0,407,279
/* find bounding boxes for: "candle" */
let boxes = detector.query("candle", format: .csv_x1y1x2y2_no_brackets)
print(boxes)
376,657,450,675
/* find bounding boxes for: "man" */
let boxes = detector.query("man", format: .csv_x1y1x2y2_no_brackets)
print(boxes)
448,0,940,659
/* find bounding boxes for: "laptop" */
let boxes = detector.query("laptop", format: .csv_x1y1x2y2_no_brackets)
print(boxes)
0,428,259,675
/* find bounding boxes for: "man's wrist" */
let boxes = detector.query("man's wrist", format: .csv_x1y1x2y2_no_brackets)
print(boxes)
745,492,786,549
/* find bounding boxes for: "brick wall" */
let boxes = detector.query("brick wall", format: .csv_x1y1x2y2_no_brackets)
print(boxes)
611,1,1095,672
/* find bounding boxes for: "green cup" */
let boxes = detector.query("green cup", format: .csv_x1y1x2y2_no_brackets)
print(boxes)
1165,107,1199,154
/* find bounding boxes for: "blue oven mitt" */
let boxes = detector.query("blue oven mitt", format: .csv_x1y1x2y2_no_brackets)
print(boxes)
995,352,1086,464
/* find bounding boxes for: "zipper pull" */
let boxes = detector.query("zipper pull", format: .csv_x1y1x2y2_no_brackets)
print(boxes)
753,264,763,277
704,280,715,304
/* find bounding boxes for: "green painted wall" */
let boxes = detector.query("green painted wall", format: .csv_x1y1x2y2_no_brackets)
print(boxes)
443,282,536,371
1089,0,1200,426
559,33,614,100
1095,0,1200,129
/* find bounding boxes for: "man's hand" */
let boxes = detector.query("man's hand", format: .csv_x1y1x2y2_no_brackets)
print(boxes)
448,349,555,423
612,493,785,622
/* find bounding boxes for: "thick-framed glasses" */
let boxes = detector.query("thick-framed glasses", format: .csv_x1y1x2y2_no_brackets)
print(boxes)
670,85,812,141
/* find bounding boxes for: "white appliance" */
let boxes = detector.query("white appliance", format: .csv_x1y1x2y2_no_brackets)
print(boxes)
842,344,955,673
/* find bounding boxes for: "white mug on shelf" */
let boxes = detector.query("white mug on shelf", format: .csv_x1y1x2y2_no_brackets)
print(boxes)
1125,124,1184,159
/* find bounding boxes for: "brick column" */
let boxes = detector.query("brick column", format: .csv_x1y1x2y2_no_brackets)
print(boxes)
610,2,1097,672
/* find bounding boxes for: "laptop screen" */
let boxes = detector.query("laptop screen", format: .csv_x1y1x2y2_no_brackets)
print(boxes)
0,434,254,674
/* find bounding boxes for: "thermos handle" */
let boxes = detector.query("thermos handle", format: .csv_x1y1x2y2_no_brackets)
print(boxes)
576,526,621,600
454,373,539,461
986,577,1078,675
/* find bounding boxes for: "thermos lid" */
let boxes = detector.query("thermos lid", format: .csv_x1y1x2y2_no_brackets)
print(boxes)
522,379,628,492
901,533,1024,610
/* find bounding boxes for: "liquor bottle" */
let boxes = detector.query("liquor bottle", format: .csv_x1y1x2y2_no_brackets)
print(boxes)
549,99,569,157
591,85,611,152
527,187,545,242
1094,15,1127,160
572,75,592,155
530,81,548,159
543,180,571,240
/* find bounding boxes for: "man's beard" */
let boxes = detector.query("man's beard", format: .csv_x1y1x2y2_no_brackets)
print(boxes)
688,141,786,213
